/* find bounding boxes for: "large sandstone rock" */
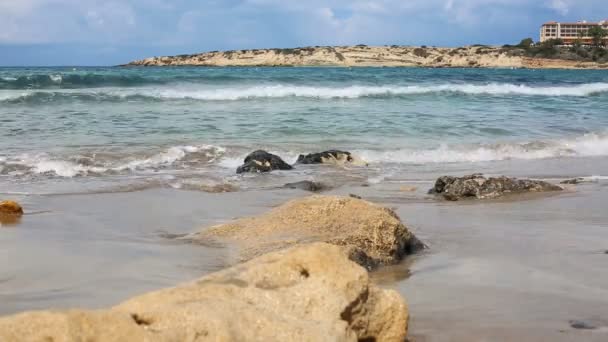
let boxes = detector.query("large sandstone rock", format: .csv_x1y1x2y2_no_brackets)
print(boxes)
194,195,423,269
0,243,409,342
296,150,368,166
429,174,562,201
236,150,293,174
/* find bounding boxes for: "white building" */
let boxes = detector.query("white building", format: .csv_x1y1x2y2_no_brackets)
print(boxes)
540,20,608,44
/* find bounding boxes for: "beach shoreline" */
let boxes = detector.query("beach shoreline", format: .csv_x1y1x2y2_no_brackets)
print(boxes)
1,178,607,340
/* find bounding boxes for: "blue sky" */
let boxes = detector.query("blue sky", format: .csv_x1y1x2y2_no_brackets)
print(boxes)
0,0,606,66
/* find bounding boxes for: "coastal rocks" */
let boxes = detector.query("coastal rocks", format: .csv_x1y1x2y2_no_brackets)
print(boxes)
0,200,23,225
195,195,424,269
0,200,23,215
0,243,409,342
283,180,327,192
296,150,368,166
236,150,293,174
429,174,562,201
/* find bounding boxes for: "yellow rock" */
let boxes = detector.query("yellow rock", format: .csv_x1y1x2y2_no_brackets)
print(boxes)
0,200,23,215
399,186,418,192
0,243,409,342
195,195,423,268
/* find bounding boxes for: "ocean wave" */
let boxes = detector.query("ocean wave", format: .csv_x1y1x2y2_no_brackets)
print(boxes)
356,132,608,164
2,82,607,103
0,73,152,89
0,145,225,178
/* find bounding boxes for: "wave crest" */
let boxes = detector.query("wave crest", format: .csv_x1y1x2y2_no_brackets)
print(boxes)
2,82,607,104
0,145,225,178
356,132,608,164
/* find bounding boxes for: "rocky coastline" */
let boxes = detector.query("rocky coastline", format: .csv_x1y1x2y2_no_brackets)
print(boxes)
125,45,608,69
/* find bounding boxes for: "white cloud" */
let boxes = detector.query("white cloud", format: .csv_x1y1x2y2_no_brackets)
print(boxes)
547,0,569,15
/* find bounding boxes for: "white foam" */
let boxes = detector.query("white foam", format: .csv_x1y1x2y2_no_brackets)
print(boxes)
126,83,608,100
49,75,63,83
4,144,225,178
117,145,219,170
33,160,105,177
356,132,608,164
3,82,608,102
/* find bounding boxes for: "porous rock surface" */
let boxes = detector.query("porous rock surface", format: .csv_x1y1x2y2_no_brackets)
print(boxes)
429,174,562,201
0,243,409,342
195,195,423,269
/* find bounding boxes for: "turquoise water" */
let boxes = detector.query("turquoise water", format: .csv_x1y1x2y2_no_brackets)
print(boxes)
1,66,608,194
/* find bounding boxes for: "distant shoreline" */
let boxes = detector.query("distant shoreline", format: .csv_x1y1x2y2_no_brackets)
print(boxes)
125,45,608,69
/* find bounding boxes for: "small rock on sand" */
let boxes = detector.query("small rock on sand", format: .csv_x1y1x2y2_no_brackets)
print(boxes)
400,186,418,192
0,201,23,225
0,201,23,215
569,320,597,330
283,181,327,192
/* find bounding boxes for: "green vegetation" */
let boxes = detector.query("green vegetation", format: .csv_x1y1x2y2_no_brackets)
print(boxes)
587,26,608,47
517,38,534,49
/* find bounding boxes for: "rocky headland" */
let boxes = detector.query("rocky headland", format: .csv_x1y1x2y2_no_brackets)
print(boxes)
125,45,608,69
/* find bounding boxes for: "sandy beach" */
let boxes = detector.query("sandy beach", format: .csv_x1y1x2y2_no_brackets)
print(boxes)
2,178,607,340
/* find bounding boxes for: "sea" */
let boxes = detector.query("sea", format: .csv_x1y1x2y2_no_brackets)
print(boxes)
2,66,608,340
1,66,608,195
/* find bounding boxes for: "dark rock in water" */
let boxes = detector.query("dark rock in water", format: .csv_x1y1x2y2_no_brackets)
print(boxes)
604,250,608,255
296,150,366,166
560,178,585,185
569,320,597,330
236,150,293,174
283,181,327,192
349,194,362,199
429,174,562,201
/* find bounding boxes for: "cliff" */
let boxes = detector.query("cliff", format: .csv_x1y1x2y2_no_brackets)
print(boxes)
125,45,608,69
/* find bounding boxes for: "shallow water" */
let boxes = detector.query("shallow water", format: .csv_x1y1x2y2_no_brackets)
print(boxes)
1,67,608,195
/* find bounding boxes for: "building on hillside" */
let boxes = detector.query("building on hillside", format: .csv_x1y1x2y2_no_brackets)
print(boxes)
540,20,608,44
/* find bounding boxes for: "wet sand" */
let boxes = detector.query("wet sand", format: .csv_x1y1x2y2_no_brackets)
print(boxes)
1,182,607,341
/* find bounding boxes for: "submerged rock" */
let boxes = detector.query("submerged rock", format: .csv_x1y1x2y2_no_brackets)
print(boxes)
429,174,562,201
195,195,424,269
283,180,327,192
296,150,368,166
560,178,585,185
0,243,409,342
569,320,597,330
0,201,23,216
236,150,293,174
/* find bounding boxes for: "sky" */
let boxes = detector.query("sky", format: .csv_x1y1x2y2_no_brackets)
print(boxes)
0,0,606,66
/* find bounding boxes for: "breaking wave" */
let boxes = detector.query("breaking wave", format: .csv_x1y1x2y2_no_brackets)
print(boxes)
2,82,608,103
0,145,225,178
356,132,608,164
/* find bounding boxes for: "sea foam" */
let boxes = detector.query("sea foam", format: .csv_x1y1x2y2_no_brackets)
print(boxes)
355,132,608,164
2,82,607,103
